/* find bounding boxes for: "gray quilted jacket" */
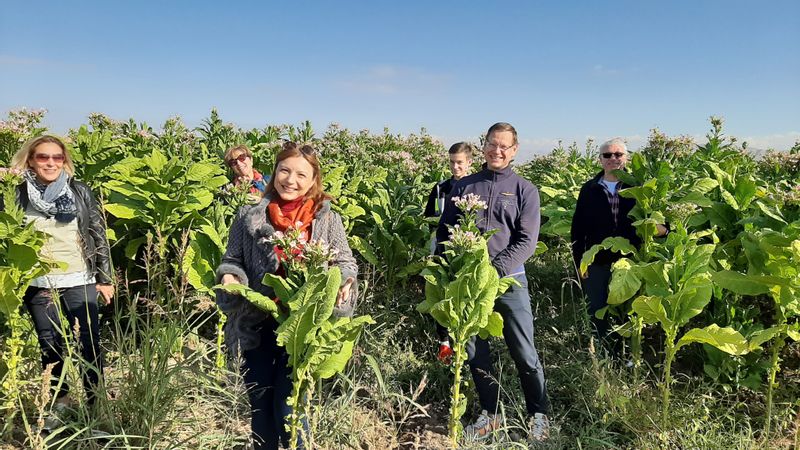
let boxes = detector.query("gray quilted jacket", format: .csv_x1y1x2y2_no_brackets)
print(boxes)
215,194,358,352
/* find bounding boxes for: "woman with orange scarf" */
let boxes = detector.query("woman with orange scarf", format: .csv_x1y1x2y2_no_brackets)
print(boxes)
216,142,357,450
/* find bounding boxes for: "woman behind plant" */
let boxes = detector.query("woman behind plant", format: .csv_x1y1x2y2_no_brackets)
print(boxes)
224,144,269,203
5,135,113,429
215,141,357,450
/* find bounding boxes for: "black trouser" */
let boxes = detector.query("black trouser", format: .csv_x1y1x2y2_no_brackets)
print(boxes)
465,274,549,416
242,319,307,450
584,264,621,356
23,284,103,404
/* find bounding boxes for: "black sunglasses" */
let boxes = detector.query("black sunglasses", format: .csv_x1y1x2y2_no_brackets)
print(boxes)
601,152,626,159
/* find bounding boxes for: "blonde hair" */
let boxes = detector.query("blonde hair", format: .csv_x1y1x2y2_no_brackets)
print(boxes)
11,135,76,177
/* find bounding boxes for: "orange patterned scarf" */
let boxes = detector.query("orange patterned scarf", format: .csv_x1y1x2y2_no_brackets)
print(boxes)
267,197,316,236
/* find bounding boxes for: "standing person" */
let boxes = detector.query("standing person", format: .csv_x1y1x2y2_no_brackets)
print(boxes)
436,123,550,441
570,138,666,355
6,135,114,430
224,144,269,202
216,142,358,450
424,142,473,364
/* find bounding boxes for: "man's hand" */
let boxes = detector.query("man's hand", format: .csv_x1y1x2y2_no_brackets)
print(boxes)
437,341,453,365
97,284,114,305
656,224,669,237
221,274,240,285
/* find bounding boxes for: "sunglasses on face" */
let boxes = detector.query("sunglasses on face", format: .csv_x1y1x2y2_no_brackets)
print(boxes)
32,153,65,163
601,152,626,159
227,154,249,167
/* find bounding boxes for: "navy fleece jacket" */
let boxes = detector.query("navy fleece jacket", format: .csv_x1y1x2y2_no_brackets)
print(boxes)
436,164,541,277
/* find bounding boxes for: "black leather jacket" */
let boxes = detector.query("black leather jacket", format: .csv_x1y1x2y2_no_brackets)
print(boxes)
3,179,113,284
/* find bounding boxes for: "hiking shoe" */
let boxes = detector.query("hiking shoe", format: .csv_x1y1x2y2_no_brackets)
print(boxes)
529,412,550,442
40,401,70,433
464,410,501,440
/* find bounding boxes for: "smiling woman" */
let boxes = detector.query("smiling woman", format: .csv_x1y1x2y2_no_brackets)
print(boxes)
215,141,358,450
5,135,114,433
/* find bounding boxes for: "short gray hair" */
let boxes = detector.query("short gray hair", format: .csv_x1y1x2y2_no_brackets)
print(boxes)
599,137,627,154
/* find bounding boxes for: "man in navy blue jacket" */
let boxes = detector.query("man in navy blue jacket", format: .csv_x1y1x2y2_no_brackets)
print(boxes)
437,122,550,441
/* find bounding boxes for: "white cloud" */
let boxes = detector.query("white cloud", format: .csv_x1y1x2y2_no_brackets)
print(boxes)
739,131,800,152
0,55,48,66
337,64,451,95
592,64,621,76
0,54,94,71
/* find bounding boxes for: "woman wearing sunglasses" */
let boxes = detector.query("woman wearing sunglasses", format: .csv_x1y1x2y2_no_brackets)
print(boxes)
570,138,667,357
6,135,113,430
224,145,268,201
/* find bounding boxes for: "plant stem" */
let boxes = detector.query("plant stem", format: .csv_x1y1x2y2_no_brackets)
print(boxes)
288,374,305,450
449,348,463,449
1,309,23,438
662,339,675,431
765,337,784,437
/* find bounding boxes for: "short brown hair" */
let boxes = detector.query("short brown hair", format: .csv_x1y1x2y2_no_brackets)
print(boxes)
486,122,518,146
448,142,474,158
265,142,332,208
223,144,252,163
11,135,76,177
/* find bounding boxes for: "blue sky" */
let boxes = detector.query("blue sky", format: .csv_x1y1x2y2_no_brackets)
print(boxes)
1,1,798,160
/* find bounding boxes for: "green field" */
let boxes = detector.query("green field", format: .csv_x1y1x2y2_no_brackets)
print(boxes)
1,109,798,449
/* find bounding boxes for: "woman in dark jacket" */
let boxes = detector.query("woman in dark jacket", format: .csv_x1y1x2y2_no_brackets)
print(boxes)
571,138,665,353
7,135,113,424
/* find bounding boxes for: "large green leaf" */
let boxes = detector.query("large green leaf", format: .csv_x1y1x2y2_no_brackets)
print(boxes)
607,258,641,305
579,237,637,276
631,295,670,327
712,271,771,296
0,269,22,318
672,274,713,325
104,203,138,219
677,324,748,355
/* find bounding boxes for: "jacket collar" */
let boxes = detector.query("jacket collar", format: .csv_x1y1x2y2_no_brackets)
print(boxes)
479,163,515,181
590,170,633,189
244,193,331,239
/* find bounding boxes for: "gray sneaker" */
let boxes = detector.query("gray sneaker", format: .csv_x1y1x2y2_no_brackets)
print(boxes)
40,401,69,433
464,410,501,440
529,412,550,442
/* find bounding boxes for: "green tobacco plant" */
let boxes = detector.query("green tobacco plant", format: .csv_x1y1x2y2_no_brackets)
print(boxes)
102,148,228,301
417,193,514,447
348,176,430,292
0,168,52,436
220,229,373,449
712,227,800,435
582,219,749,429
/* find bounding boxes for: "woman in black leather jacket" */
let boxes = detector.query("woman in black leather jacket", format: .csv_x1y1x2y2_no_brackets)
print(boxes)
6,135,113,425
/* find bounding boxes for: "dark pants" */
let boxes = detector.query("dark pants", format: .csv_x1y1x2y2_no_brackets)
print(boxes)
242,320,306,450
23,284,103,404
584,264,621,355
466,274,549,416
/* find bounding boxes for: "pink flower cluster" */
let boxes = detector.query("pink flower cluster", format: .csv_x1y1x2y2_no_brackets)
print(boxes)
452,193,487,214
0,108,47,136
447,224,482,252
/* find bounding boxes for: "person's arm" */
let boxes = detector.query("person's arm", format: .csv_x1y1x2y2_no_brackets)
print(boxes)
435,183,463,255
423,183,439,218
571,185,589,275
83,184,114,303
215,209,250,313
491,184,541,277
328,212,358,316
